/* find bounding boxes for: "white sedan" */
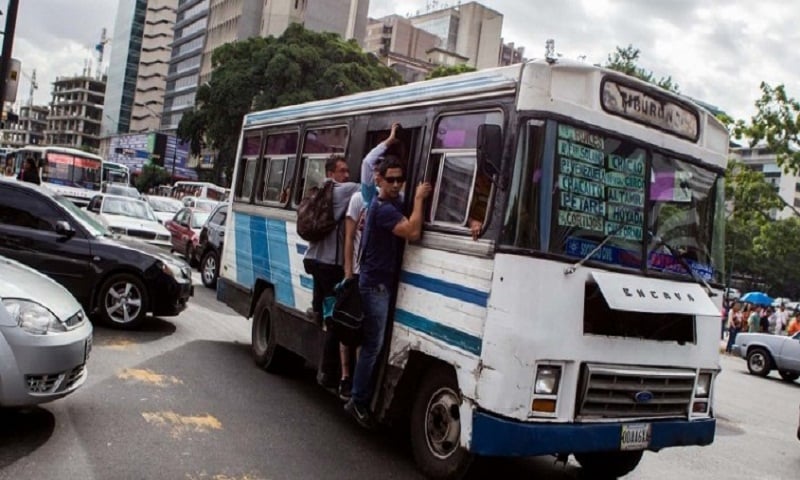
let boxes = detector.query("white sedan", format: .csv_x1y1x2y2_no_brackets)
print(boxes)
87,194,171,248
0,255,93,407
146,195,184,224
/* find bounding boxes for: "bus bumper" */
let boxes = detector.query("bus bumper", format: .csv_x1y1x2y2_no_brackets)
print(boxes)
469,411,715,456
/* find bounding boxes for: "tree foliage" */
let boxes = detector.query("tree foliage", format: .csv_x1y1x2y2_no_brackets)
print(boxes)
734,82,800,174
135,164,171,193
176,24,402,184
426,63,477,80
604,45,679,93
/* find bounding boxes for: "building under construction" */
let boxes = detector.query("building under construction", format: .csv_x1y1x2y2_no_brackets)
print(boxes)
45,75,107,152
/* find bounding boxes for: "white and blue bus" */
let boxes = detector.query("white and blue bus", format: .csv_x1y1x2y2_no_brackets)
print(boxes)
102,160,131,186
10,146,103,206
217,58,729,478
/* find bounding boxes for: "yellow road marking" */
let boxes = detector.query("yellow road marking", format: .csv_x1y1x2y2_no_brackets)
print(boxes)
142,411,222,439
117,368,183,386
184,473,268,480
96,338,136,350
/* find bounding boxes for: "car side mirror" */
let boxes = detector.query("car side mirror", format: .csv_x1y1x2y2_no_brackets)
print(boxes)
476,124,504,188
55,220,75,238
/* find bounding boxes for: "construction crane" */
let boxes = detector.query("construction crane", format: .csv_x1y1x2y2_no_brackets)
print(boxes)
95,28,109,79
19,68,36,106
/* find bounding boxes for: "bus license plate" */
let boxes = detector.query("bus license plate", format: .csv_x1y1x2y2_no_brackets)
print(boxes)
620,423,651,451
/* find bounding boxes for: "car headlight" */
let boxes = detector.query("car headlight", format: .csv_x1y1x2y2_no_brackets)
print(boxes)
695,372,713,398
534,365,562,395
1,299,67,335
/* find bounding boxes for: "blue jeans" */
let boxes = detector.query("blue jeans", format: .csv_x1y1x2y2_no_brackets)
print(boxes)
351,283,390,407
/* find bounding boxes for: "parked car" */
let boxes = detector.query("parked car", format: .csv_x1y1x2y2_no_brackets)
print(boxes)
165,207,210,265
87,194,171,249
196,203,228,288
103,183,142,199
0,180,193,329
0,254,93,406
146,195,184,224
732,331,800,381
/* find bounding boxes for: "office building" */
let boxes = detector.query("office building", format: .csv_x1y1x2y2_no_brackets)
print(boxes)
130,0,180,133
731,144,800,220
498,40,525,66
46,75,107,152
103,0,148,136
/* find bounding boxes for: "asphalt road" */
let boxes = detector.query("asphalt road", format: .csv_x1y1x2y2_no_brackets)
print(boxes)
1,274,798,479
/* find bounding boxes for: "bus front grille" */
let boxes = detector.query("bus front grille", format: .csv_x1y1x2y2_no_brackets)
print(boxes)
576,364,695,420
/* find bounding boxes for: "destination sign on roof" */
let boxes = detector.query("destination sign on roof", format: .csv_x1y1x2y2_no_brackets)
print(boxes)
601,79,699,141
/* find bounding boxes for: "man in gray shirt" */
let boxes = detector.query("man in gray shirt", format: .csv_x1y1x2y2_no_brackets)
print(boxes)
303,155,360,389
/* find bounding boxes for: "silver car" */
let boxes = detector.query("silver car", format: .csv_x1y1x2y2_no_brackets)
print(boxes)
732,331,800,381
0,255,93,407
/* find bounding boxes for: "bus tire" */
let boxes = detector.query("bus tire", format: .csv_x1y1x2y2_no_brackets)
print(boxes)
251,289,302,374
574,450,643,478
410,365,473,480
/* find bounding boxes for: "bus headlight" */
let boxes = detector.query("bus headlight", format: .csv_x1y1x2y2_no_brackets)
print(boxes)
534,365,562,395
695,372,712,398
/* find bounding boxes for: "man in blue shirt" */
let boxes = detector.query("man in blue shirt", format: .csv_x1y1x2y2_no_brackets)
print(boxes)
345,158,431,425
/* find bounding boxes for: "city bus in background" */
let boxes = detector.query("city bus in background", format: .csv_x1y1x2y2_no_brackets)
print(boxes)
171,181,226,201
9,146,103,206
102,160,131,186
217,57,729,478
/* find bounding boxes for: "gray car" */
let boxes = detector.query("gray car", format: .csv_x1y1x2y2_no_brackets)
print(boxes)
0,255,93,407
732,332,800,381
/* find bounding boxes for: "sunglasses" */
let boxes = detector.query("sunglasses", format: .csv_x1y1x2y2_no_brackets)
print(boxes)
383,176,405,184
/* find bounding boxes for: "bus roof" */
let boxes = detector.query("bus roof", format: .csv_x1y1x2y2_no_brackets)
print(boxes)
243,64,523,129
14,145,103,161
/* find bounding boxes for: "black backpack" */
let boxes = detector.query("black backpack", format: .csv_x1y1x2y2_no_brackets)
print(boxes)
296,180,337,242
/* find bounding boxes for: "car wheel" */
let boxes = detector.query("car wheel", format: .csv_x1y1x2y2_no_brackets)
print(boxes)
410,365,473,480
251,289,303,374
98,273,148,329
746,348,772,377
575,451,644,478
778,370,799,382
200,251,218,289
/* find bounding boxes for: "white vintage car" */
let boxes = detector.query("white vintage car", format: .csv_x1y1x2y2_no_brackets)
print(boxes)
86,194,171,248
732,332,800,381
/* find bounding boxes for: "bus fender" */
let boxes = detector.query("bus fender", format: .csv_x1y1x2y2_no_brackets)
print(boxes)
250,279,275,318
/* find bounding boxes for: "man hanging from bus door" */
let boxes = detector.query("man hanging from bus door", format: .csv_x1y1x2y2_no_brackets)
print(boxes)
345,158,432,426
303,155,360,391
338,123,402,401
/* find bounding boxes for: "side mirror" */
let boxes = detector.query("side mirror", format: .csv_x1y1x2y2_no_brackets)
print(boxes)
476,124,503,180
55,220,75,238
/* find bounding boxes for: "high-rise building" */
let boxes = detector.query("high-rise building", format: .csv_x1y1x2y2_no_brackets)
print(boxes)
103,0,148,136
0,105,49,148
129,0,179,133
409,1,503,70
46,75,107,152
498,40,525,66
198,0,264,85
160,0,210,132
731,145,800,220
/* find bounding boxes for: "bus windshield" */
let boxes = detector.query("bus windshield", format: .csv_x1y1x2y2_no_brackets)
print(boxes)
42,152,102,190
103,162,130,185
504,119,724,283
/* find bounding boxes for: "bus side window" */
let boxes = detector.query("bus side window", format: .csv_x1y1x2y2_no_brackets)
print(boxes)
236,135,263,203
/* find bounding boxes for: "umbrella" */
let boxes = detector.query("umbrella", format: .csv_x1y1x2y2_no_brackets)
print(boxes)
739,291,774,306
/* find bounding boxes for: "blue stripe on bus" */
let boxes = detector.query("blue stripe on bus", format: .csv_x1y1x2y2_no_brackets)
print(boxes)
234,213,255,287
266,219,295,307
299,275,314,290
296,244,308,255
400,271,489,308
244,74,514,126
395,309,482,356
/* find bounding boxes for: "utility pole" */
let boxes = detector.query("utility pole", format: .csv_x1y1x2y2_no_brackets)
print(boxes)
0,0,20,123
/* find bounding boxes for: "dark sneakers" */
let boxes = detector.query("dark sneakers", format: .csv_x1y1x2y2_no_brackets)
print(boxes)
338,377,352,401
344,399,373,429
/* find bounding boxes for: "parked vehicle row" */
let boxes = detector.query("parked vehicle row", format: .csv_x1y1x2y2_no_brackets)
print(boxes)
87,194,171,249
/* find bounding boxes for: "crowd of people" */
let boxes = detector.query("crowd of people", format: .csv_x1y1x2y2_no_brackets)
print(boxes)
723,302,800,353
302,123,489,428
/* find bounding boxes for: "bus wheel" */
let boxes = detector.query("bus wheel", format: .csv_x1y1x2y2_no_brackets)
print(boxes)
410,365,473,480
251,289,302,374
574,450,644,478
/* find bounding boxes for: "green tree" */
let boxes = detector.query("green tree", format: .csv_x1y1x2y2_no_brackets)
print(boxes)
752,218,800,298
177,24,402,182
426,63,477,80
604,45,679,93
135,164,171,193
735,82,800,174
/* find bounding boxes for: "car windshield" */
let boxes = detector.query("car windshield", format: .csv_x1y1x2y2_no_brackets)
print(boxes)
106,185,140,198
148,197,183,213
191,212,210,229
54,195,109,237
102,197,157,221
194,200,217,212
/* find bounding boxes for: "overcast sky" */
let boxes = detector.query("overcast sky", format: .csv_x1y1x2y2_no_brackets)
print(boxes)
9,0,800,123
